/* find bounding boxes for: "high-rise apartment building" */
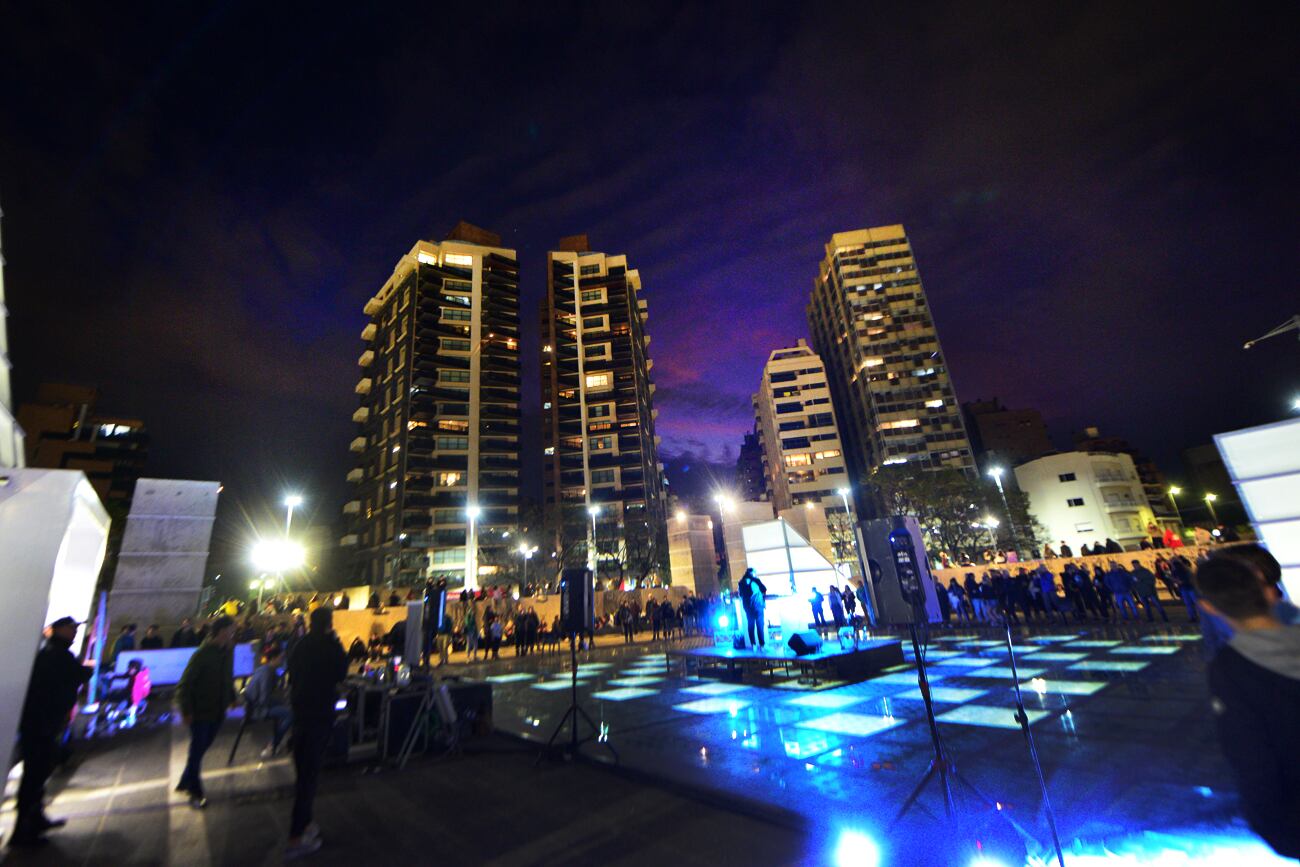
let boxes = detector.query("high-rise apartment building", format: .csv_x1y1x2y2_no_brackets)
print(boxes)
735,430,767,501
540,235,668,587
808,225,975,500
752,340,850,512
963,397,1054,474
343,223,520,588
0,206,24,468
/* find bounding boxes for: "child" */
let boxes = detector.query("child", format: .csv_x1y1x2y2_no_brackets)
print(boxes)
1194,555,1300,858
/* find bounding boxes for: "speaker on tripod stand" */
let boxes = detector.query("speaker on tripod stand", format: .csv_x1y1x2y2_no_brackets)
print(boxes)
540,567,618,764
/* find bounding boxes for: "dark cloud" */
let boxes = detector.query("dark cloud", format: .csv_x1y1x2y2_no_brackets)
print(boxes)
1,2,1296,577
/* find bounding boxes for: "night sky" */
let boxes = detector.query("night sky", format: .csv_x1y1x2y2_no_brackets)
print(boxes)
2,4,1297,576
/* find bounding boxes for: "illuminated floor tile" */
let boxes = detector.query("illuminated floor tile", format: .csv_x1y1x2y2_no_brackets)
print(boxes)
1025,652,1088,662
931,657,999,668
576,663,614,670
485,673,537,684
882,663,913,673
1067,640,1123,648
673,698,753,714
531,680,579,691
796,712,904,737
872,672,945,685
1023,678,1108,696
938,704,1049,729
957,640,1005,647
591,687,658,701
894,686,987,703
1141,634,1200,642
961,666,1046,679
920,650,966,659
607,676,664,687
786,693,866,709
1026,634,1083,642
682,682,751,696
770,679,847,691
1069,660,1150,672
1109,645,1181,655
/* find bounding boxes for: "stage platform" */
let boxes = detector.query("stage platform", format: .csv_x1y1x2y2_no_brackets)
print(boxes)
665,638,904,685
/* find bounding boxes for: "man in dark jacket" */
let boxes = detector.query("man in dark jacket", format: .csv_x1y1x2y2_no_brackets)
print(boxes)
10,616,92,847
737,569,767,648
1131,560,1169,622
284,606,348,860
174,616,235,807
1194,555,1300,858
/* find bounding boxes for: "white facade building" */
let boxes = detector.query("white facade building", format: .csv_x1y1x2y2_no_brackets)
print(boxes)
752,340,850,511
1014,452,1157,552
667,512,718,595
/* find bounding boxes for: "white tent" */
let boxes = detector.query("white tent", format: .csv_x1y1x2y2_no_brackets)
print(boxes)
0,469,110,767
740,518,847,645
1216,416,1300,599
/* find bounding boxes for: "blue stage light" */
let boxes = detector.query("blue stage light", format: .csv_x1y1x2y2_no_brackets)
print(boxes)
717,614,730,629
833,829,881,867
969,857,1010,867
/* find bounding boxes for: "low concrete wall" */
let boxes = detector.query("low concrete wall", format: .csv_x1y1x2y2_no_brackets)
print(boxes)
930,544,1230,592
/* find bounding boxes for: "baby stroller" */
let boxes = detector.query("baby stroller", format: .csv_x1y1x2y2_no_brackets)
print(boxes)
91,659,152,735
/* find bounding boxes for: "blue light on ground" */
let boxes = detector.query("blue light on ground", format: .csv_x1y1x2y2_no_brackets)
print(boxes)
833,829,881,867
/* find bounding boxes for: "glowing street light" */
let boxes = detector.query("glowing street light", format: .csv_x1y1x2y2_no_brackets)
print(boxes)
587,504,601,572
250,539,305,610
1166,486,1184,525
283,493,304,534
1204,493,1219,525
675,510,687,522
465,504,481,591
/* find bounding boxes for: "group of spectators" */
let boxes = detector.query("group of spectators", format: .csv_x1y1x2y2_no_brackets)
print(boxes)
938,555,1204,626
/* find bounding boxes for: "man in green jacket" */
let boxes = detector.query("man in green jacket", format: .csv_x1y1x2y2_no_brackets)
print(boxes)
174,615,235,808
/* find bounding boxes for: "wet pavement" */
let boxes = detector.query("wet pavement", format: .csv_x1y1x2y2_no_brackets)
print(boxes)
464,621,1292,865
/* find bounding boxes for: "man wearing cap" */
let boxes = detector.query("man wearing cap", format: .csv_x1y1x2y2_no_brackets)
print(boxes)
10,616,92,847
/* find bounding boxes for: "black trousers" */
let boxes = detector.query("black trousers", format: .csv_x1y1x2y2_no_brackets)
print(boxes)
290,719,333,839
745,606,764,647
16,730,58,835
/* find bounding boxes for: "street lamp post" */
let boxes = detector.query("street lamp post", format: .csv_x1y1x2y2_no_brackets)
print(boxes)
518,543,537,590
981,517,1001,550
587,505,601,574
284,494,303,534
1204,493,1219,526
465,505,481,591
987,467,1018,554
250,539,305,613
1167,486,1184,526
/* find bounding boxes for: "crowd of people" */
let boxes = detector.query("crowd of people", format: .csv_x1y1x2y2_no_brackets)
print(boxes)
935,554,1200,626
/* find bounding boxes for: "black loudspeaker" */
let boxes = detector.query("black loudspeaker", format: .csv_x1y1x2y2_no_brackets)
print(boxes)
788,630,823,656
559,567,594,634
733,634,747,651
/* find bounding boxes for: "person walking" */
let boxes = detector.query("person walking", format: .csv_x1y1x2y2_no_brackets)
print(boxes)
843,585,858,623
737,569,768,649
10,616,92,847
947,579,969,624
284,606,348,861
1132,560,1169,623
463,602,479,661
620,602,635,643
1171,555,1199,622
175,616,236,808
139,624,164,650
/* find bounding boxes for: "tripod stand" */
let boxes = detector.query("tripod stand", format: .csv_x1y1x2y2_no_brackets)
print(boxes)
892,622,1039,849
1002,621,1066,867
538,633,618,764
395,679,458,770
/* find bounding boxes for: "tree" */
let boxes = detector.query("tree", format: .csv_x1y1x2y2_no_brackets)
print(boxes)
867,465,1044,560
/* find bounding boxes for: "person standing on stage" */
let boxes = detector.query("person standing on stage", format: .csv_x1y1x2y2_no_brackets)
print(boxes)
284,606,348,861
10,616,92,847
737,569,768,648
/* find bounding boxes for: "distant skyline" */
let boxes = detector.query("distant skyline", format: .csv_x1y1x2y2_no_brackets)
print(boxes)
2,4,1296,572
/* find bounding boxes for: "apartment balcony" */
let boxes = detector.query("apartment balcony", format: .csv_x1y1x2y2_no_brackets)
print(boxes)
343,500,361,515
340,534,359,547
358,349,374,367
349,436,367,453
361,322,377,341
364,298,382,316
355,377,372,395
352,407,370,423
346,467,364,483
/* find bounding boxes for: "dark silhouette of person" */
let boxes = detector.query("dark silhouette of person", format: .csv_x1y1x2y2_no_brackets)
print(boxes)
737,569,768,649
